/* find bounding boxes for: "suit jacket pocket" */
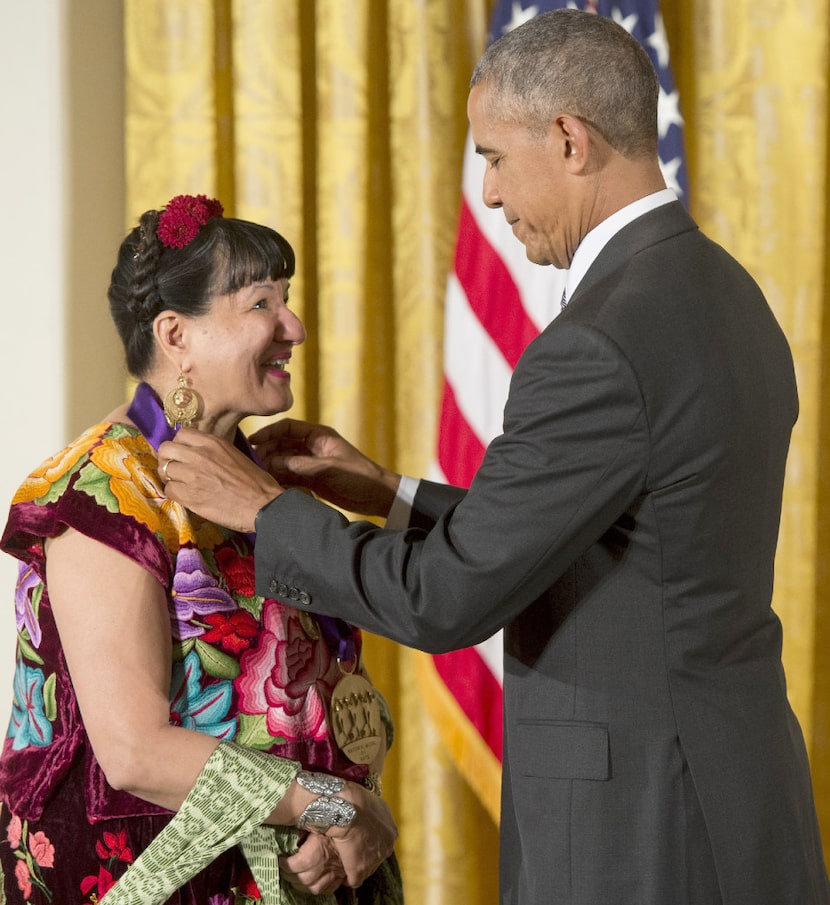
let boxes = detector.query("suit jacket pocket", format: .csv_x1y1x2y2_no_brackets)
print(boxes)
517,720,610,781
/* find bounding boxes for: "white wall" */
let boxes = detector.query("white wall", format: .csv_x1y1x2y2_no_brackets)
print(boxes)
0,2,124,702
0,5,68,701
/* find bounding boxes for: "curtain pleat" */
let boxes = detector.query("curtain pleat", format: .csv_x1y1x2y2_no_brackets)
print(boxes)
124,1,830,898
665,0,830,853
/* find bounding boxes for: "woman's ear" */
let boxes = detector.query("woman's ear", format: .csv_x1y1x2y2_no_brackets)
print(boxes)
152,311,187,369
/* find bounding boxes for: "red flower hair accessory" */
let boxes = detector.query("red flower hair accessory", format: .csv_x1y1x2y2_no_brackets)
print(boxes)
157,194,224,249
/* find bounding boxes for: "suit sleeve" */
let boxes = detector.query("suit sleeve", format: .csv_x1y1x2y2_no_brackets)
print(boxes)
255,322,649,652
408,480,466,531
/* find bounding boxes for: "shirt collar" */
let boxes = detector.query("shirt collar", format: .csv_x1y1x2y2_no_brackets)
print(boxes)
563,188,677,303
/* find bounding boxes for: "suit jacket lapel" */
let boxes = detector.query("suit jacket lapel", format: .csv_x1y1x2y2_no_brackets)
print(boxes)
569,201,698,306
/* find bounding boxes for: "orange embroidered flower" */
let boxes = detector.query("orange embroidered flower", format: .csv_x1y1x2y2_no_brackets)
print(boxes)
87,435,223,552
12,423,104,505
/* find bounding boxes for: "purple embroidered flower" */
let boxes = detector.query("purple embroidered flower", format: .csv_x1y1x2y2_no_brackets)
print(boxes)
14,563,42,648
169,649,235,739
169,547,236,640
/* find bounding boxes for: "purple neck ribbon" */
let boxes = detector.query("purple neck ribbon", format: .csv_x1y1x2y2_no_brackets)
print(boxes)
126,382,356,663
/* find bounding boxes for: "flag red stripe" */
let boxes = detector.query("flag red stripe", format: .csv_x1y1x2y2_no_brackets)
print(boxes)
437,383,487,487
433,648,503,760
454,198,539,369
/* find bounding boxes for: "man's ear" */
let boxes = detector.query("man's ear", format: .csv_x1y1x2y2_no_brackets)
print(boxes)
152,311,187,368
553,113,593,173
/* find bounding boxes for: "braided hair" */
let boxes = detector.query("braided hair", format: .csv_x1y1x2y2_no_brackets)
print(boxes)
108,205,295,377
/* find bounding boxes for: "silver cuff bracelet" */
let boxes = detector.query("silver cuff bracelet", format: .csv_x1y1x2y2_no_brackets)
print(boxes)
297,794,357,831
296,770,347,797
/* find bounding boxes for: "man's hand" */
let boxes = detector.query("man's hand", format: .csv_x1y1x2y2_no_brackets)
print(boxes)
250,419,402,518
158,429,281,532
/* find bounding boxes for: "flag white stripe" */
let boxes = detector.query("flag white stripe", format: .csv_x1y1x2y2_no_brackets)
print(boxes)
444,273,513,445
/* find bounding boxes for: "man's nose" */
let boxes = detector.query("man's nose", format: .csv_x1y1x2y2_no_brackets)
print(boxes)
482,169,502,209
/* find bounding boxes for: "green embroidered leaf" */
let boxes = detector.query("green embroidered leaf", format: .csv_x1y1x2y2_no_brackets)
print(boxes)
35,469,75,506
172,638,195,661
74,465,120,513
31,583,43,617
17,634,44,667
43,672,57,722
237,712,283,750
237,595,264,619
109,423,133,440
203,548,220,573
194,639,240,680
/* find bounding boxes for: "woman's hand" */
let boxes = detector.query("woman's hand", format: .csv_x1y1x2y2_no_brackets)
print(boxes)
279,833,347,896
323,782,398,888
159,429,282,532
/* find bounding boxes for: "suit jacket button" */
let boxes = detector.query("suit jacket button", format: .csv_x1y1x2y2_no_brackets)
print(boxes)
288,587,300,601
269,580,278,595
299,591,311,605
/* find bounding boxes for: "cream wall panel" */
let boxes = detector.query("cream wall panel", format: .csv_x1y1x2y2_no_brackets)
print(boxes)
0,2,125,704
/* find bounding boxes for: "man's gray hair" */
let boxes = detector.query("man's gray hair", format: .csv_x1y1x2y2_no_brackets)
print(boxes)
471,9,659,158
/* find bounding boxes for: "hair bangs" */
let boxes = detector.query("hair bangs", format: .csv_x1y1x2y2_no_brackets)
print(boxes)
214,220,296,295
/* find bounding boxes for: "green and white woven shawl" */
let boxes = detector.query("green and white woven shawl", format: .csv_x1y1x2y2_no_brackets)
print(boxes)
103,741,335,905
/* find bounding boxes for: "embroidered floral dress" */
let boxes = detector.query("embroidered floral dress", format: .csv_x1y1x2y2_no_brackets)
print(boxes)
0,420,400,904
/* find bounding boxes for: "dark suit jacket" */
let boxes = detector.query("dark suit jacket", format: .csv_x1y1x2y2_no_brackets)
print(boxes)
256,202,830,904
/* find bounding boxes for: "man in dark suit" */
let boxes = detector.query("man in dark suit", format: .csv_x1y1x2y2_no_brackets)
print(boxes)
160,10,830,904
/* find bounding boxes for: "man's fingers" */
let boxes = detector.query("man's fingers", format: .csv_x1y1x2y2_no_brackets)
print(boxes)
249,417,313,445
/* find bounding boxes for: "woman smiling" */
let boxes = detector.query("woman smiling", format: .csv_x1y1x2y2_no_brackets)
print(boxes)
0,195,401,905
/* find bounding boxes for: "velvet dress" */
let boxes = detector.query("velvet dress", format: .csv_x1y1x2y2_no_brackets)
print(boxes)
0,413,400,904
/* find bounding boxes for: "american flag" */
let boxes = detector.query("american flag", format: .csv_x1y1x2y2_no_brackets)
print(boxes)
424,0,687,819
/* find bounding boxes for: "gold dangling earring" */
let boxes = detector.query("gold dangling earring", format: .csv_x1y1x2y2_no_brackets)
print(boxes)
163,373,200,428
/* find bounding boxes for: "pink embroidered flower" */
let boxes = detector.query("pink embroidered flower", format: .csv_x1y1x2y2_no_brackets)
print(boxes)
157,194,224,249
14,860,32,899
6,812,22,848
29,830,54,868
236,600,330,740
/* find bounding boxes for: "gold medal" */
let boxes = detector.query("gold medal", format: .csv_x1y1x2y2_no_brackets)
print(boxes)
330,667,383,765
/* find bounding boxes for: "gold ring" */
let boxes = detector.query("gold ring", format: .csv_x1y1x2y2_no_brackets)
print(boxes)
162,459,171,479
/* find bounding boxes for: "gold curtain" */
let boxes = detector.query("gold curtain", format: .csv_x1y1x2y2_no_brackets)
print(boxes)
664,0,830,861
124,1,830,901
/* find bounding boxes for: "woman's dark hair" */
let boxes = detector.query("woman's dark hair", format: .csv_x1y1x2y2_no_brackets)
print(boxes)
108,208,295,377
